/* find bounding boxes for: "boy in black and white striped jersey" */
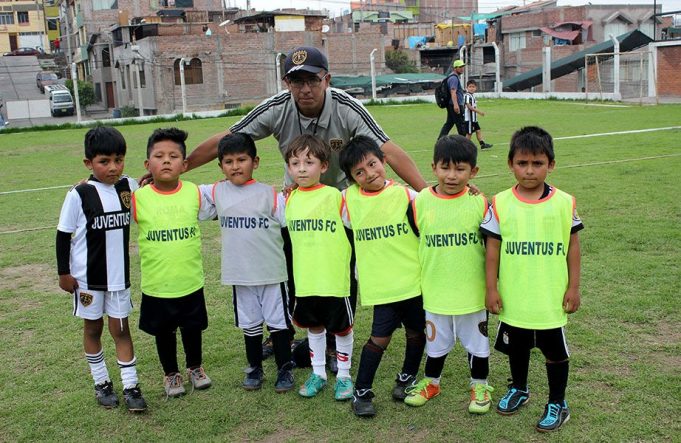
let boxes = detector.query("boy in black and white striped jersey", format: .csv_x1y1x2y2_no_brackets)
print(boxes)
56,126,147,412
463,80,493,150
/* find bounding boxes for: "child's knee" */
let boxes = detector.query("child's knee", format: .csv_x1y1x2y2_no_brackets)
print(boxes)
367,336,389,351
405,328,426,343
83,318,104,339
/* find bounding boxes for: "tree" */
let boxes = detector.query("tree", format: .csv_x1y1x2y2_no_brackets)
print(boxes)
385,50,418,74
65,79,96,109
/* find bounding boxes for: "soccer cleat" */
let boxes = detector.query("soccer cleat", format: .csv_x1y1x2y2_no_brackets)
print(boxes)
536,401,570,432
496,386,529,415
334,377,354,401
481,142,494,150
392,373,417,401
469,383,494,414
298,373,327,398
164,373,186,399
187,366,212,391
262,336,274,360
243,366,265,391
94,380,119,408
122,384,148,412
351,388,376,417
326,349,338,375
404,378,440,407
274,362,295,393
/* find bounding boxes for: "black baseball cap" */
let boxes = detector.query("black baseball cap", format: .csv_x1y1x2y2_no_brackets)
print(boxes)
283,46,329,79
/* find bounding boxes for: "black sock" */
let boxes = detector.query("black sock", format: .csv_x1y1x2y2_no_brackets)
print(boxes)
270,329,292,370
401,329,425,377
155,331,179,375
469,353,489,380
424,355,447,379
244,332,263,369
180,327,202,369
355,339,385,390
509,347,531,391
547,360,569,403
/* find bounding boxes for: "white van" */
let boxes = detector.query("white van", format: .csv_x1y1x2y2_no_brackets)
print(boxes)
45,84,75,117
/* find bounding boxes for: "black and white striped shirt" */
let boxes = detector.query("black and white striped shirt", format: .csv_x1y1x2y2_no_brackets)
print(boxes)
464,92,477,123
57,176,137,291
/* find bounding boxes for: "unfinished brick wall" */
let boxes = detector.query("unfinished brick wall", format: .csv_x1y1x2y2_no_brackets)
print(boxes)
656,45,681,97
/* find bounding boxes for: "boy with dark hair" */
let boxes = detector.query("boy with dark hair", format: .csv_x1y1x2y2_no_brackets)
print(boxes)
405,135,494,413
463,79,493,150
200,133,295,392
56,126,147,412
132,127,214,398
284,134,355,401
482,126,583,432
339,135,426,417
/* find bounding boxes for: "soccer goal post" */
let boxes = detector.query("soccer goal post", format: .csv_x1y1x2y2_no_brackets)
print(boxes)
584,50,653,103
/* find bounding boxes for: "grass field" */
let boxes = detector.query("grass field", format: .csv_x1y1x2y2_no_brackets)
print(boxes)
0,99,680,442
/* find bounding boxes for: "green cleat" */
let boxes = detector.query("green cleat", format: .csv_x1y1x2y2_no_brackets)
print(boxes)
298,373,327,398
404,378,440,407
469,383,494,414
334,377,354,401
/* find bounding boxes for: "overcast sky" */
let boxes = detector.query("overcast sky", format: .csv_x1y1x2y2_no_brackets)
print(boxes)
228,0,680,16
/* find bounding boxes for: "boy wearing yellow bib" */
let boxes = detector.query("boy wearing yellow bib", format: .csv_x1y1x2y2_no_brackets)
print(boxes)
482,127,583,432
132,128,214,399
405,136,494,414
339,136,426,418
284,135,355,401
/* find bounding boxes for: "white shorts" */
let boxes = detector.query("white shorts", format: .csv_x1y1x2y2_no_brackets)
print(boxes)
425,310,490,358
232,283,291,330
73,288,132,320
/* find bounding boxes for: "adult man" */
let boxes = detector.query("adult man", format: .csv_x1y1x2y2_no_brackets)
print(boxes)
437,59,466,140
186,46,426,191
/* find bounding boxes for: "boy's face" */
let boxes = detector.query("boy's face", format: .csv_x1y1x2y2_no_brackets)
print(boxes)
349,153,387,192
287,148,328,188
219,152,259,186
84,154,125,185
432,160,478,196
144,141,187,185
508,151,555,193
466,83,477,93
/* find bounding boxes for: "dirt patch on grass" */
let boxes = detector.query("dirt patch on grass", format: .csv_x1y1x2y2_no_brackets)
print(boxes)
0,263,56,295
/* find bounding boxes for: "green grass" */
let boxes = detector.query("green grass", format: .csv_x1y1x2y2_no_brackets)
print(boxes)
1,99,680,442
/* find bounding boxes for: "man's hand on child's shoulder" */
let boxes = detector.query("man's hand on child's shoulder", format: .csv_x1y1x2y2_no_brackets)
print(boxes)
138,172,153,187
282,183,298,198
563,288,581,314
58,274,78,293
468,183,482,196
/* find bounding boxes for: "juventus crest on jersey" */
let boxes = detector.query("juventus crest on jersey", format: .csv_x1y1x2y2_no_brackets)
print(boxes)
57,176,138,291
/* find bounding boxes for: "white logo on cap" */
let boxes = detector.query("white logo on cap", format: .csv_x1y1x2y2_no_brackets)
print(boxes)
292,50,308,65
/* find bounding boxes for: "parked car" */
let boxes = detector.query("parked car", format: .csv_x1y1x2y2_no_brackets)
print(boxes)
4,47,41,56
36,72,59,93
45,84,74,116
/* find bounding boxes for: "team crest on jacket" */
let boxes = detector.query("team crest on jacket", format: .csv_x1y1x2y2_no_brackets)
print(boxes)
329,139,344,152
292,50,308,65
119,191,131,209
80,291,94,307
478,320,488,337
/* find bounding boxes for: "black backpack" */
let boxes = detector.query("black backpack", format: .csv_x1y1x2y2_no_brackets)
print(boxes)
435,73,455,108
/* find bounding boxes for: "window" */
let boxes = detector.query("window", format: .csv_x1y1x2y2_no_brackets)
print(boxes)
92,0,117,10
604,21,628,40
47,18,58,30
639,21,654,39
0,13,14,25
17,11,29,24
174,58,203,85
102,48,111,67
509,32,526,51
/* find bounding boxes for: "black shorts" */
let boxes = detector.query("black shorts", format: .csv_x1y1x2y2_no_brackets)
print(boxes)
293,296,353,334
494,322,569,361
371,295,425,338
139,288,208,336
465,120,481,135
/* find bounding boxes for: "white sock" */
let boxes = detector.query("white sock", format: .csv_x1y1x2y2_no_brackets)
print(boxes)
335,330,353,379
470,378,488,387
118,357,139,390
430,377,441,386
86,349,110,385
308,329,327,380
